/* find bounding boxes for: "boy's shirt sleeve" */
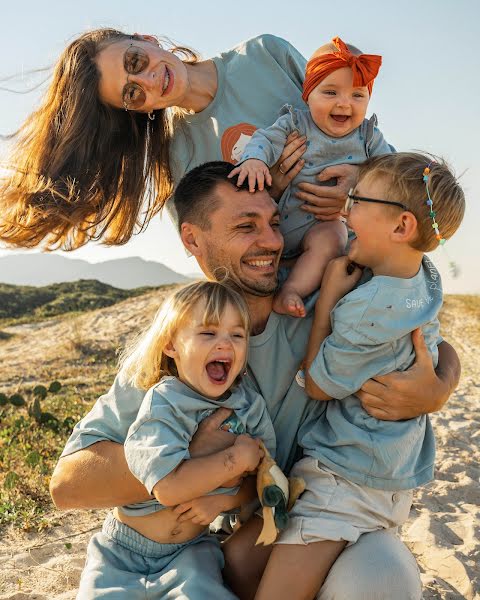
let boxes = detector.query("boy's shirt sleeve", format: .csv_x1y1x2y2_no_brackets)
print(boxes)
124,387,196,495
60,374,145,458
308,289,399,399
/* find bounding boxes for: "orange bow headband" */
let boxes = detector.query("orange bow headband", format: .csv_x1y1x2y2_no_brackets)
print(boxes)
302,37,382,102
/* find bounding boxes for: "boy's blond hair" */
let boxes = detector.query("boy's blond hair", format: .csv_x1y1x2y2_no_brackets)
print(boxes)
358,152,465,252
119,280,250,391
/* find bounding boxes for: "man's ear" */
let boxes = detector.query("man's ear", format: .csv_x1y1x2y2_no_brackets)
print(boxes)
181,222,203,257
163,340,177,359
392,212,418,243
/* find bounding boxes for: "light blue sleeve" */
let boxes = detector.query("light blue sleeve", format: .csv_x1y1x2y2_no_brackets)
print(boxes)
240,112,295,167
368,126,395,157
124,388,196,494
309,319,397,399
60,374,145,457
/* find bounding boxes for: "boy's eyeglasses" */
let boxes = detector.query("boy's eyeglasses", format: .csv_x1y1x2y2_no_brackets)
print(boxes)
344,189,409,213
122,45,149,110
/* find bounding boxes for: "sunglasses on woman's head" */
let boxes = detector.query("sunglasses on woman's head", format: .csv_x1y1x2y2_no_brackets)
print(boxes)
122,45,149,110
344,189,409,213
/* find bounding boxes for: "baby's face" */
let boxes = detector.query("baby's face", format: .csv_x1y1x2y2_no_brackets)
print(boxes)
307,67,370,138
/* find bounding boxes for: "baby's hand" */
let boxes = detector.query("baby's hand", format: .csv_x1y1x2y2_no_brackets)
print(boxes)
233,434,264,472
228,159,272,193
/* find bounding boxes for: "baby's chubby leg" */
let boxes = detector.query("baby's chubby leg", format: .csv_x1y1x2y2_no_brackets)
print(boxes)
273,220,347,317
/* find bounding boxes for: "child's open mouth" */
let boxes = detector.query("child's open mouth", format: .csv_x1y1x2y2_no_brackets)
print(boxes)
331,115,350,123
206,359,232,384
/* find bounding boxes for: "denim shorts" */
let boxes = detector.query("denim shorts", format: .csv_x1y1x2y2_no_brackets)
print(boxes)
76,512,237,599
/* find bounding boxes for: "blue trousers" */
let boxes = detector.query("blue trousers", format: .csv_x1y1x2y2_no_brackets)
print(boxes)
77,512,237,599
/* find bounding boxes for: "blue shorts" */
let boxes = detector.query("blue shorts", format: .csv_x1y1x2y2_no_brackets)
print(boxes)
77,512,237,599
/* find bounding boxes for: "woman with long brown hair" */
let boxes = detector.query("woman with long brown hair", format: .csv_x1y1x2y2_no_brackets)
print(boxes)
1,28,351,250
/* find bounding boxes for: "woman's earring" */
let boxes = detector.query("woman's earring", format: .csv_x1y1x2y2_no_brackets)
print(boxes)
148,111,156,121
242,368,248,376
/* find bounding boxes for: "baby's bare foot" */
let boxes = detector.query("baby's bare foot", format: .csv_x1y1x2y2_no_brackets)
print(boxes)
273,288,306,318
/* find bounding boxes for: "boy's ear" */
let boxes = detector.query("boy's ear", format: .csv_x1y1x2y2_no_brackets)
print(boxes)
392,212,418,243
163,340,177,359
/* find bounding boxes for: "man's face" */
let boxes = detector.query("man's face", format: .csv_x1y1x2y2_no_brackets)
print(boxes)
187,183,284,297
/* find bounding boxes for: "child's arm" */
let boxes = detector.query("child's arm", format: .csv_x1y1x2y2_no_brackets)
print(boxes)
228,113,297,193
152,434,263,507
305,257,363,400
172,476,258,526
231,159,273,193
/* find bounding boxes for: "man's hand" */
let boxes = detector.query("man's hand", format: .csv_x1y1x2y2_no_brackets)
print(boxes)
173,494,231,526
229,159,272,193
297,164,360,220
358,329,450,420
189,408,236,458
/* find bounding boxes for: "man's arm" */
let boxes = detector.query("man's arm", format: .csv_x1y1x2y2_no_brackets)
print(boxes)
49,441,149,510
50,407,237,510
357,330,460,421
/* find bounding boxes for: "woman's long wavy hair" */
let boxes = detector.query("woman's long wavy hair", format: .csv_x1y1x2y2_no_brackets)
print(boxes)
0,28,199,250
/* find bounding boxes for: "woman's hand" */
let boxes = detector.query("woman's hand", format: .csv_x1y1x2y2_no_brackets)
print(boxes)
269,131,307,200
297,164,360,220
173,494,231,526
357,329,451,420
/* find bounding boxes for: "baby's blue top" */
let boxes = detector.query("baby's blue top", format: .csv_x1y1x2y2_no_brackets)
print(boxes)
121,376,276,516
240,106,393,257
300,256,442,490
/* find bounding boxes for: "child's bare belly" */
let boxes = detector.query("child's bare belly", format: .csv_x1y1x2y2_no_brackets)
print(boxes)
113,506,207,544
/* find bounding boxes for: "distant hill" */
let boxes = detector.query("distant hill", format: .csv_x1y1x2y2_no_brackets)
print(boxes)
0,280,162,324
0,254,189,289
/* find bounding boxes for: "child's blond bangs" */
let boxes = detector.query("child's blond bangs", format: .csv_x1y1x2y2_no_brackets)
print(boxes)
119,281,250,391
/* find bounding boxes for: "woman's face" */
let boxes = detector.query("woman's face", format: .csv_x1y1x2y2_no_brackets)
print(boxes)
96,36,189,112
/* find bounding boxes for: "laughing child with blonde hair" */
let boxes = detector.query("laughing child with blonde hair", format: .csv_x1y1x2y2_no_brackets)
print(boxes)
73,280,275,598
254,152,465,600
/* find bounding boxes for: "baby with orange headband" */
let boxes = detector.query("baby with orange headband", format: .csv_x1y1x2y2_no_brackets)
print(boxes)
229,37,393,317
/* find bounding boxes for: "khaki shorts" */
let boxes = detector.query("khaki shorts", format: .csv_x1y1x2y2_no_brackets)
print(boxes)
278,457,413,546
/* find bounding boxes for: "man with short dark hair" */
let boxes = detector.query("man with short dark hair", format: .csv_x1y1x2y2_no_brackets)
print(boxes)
51,161,460,600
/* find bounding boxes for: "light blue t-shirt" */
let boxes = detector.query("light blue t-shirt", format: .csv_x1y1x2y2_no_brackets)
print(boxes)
240,107,393,257
300,256,442,491
121,376,275,516
169,34,306,186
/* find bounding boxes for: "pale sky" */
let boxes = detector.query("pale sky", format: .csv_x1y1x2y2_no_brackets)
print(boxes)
0,0,478,292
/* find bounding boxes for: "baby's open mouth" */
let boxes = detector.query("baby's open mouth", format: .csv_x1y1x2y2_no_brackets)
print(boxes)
206,360,232,383
331,115,350,123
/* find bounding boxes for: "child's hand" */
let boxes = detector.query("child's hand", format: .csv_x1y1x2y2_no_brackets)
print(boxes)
228,159,272,193
233,434,264,472
321,256,363,305
173,494,230,526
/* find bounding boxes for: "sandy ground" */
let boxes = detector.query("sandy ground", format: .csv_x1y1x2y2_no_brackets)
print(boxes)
0,294,478,599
